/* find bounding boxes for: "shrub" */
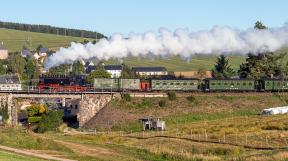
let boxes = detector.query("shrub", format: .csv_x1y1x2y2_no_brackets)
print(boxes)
186,96,196,102
38,110,64,133
28,116,42,123
167,91,176,100
27,104,47,117
0,107,9,121
123,93,131,102
158,100,167,107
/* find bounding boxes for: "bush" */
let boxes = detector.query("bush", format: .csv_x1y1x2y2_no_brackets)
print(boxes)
123,93,131,102
167,91,176,101
28,116,42,123
158,100,167,107
186,96,196,102
37,110,64,133
0,108,9,121
27,104,47,117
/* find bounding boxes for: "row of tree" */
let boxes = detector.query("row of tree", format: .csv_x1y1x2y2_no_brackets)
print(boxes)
212,52,288,79
0,52,40,84
0,21,105,39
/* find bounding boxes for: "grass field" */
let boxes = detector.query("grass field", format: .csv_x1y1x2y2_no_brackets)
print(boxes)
1,93,288,160
105,55,246,71
0,28,94,52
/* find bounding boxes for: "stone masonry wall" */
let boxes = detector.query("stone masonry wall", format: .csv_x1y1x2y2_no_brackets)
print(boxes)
78,94,112,128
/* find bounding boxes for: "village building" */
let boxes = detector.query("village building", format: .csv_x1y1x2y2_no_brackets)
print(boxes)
0,42,8,60
104,65,123,78
0,74,22,90
21,49,33,58
132,67,168,76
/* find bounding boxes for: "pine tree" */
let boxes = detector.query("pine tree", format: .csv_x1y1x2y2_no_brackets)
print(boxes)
212,55,234,78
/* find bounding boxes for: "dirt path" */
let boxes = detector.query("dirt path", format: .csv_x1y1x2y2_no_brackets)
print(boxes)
0,145,76,161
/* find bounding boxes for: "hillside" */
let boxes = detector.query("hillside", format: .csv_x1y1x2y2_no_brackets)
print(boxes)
105,48,288,71
0,28,94,52
1,93,288,160
105,55,246,71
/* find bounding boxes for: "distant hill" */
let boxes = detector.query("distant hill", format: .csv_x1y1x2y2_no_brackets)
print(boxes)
0,21,105,39
0,28,94,52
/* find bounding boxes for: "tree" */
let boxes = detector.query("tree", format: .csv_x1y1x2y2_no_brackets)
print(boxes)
212,55,234,78
71,61,84,75
0,60,7,75
7,52,26,76
254,21,267,30
121,64,135,78
25,58,38,80
38,110,64,133
48,64,71,75
238,52,286,79
36,44,43,53
87,69,111,83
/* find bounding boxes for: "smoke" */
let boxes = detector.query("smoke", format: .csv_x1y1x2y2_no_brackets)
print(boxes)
45,24,288,68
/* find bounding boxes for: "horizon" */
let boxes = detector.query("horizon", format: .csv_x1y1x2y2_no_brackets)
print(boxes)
0,0,288,36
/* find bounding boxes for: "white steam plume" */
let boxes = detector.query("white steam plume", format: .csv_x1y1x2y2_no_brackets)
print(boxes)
45,24,288,68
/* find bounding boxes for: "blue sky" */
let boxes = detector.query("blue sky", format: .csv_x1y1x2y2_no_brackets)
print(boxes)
0,0,288,36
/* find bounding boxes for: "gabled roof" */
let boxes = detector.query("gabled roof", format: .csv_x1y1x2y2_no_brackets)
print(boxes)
104,65,123,70
0,75,21,84
85,65,97,73
0,43,6,50
21,49,33,57
39,47,49,53
132,67,167,72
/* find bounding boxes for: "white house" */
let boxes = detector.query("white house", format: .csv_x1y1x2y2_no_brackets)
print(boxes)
0,42,8,60
132,67,168,76
0,74,22,91
104,65,123,78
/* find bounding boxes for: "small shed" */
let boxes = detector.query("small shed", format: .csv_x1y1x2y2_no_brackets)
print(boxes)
140,117,165,131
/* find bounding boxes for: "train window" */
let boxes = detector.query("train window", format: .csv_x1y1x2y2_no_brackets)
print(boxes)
249,82,252,86
266,82,270,86
237,83,240,85
224,83,227,85
183,83,187,85
176,83,180,85
190,83,194,85
156,83,160,85
230,83,234,85
277,82,280,86
212,83,216,86
170,83,174,85
243,83,246,86
163,83,167,85
218,82,221,85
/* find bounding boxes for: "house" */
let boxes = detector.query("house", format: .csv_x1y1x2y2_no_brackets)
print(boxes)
85,65,97,74
21,49,33,58
0,42,8,60
132,67,168,76
39,47,49,57
0,74,22,90
104,65,123,78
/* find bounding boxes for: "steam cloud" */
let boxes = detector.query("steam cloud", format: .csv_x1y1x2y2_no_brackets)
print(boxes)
45,24,288,68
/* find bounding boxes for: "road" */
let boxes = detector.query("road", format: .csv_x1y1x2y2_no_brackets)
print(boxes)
0,145,76,161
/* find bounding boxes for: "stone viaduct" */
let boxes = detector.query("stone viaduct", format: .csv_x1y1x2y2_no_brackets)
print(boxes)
0,93,116,128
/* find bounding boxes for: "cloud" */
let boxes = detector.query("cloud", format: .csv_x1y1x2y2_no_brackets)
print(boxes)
45,24,288,68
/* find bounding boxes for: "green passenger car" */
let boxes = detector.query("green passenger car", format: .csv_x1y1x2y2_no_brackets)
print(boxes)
151,79,199,91
119,79,140,90
261,79,288,91
93,78,119,91
205,79,255,91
